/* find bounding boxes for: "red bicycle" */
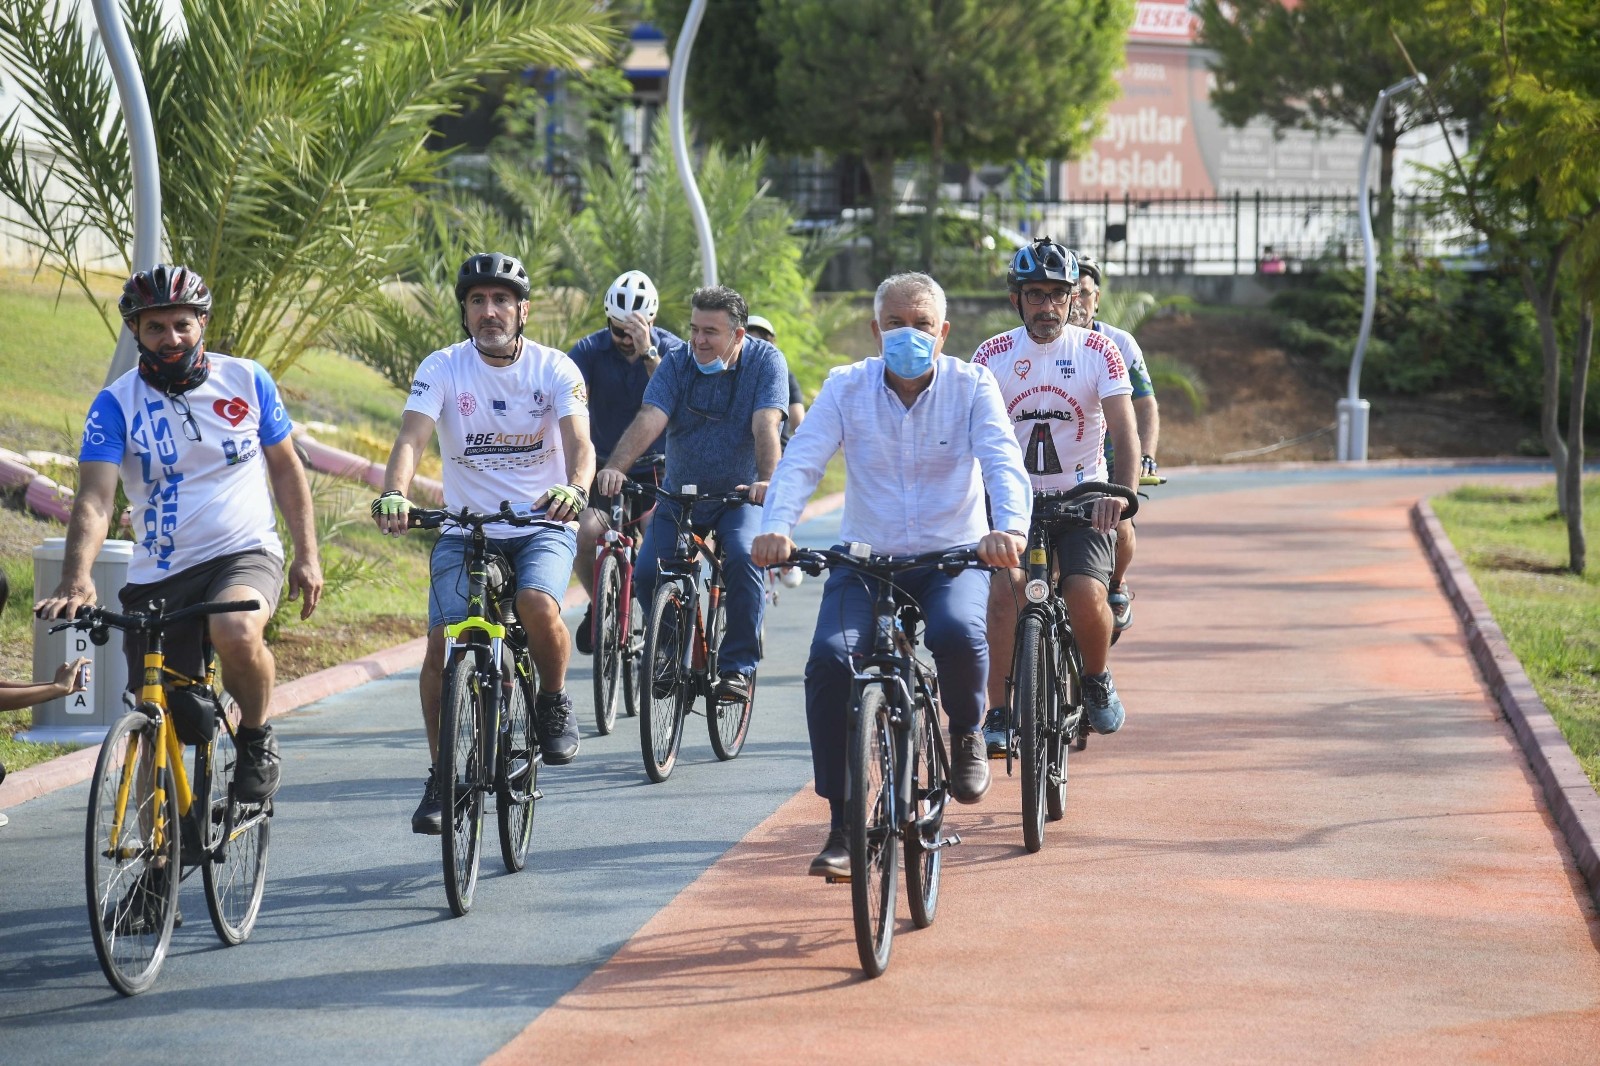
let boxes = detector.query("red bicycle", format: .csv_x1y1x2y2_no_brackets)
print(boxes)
590,456,663,735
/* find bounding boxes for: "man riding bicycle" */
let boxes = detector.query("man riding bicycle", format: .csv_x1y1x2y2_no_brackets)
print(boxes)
753,272,1030,878
566,270,685,653
35,264,324,803
593,285,787,706
374,252,595,835
974,239,1139,757
1068,252,1160,634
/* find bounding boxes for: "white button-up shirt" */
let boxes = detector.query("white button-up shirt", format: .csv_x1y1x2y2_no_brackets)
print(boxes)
761,355,1031,555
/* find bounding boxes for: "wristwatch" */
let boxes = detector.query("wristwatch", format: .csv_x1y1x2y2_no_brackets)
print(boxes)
645,344,659,360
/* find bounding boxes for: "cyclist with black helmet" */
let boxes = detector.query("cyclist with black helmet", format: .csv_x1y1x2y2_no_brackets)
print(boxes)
973,238,1139,754
565,270,685,654
1068,252,1160,633
35,264,324,804
374,252,595,835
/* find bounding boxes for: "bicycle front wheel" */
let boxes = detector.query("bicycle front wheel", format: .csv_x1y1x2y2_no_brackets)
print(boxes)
202,694,270,945
592,552,624,735
1016,614,1049,853
439,652,485,915
706,591,753,760
849,685,900,977
497,646,537,872
86,710,179,996
641,582,691,782
904,694,944,929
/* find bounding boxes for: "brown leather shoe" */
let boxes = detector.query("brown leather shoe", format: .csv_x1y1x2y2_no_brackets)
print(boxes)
808,827,850,878
950,731,991,804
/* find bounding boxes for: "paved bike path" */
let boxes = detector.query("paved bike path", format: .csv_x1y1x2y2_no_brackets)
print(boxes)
489,471,1600,1064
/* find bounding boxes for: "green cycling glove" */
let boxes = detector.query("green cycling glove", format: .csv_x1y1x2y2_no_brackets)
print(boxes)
546,483,588,516
371,490,414,519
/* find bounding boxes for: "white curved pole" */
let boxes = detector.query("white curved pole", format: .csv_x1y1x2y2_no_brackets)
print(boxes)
94,0,161,384
668,0,717,286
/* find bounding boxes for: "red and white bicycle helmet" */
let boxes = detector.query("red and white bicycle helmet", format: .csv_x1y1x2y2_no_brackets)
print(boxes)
604,270,660,323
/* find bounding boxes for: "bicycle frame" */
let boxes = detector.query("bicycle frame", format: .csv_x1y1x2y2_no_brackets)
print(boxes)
441,520,509,781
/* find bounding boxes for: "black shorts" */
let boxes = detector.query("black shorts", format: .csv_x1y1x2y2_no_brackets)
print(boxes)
1047,524,1116,589
118,549,283,684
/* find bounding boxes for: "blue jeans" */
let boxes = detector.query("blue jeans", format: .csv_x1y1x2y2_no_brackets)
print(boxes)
428,527,577,630
803,555,990,803
633,499,764,677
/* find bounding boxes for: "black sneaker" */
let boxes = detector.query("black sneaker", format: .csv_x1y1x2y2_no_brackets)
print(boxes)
808,827,850,878
233,725,281,803
411,768,442,835
713,672,751,702
106,866,181,935
574,605,594,655
535,690,580,765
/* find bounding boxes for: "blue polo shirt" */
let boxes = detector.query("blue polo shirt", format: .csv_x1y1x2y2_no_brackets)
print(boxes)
566,325,686,461
643,336,789,494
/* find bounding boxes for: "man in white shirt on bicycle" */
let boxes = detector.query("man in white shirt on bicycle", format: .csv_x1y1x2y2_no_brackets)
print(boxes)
373,252,595,835
973,239,1139,757
753,272,1030,879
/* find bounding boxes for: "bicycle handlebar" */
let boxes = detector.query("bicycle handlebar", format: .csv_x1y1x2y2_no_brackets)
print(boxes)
49,598,262,636
1032,480,1140,522
777,545,989,579
622,481,750,509
407,500,552,531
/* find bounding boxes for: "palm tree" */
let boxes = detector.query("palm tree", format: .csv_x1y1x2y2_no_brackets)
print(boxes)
0,0,615,377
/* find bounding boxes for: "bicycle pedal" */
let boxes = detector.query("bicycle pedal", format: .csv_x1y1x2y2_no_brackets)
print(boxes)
927,832,962,851
824,874,851,885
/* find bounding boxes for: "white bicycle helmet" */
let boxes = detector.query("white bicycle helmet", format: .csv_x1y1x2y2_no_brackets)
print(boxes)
604,270,660,322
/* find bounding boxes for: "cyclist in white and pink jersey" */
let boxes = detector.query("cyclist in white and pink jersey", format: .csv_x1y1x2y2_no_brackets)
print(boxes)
972,238,1139,752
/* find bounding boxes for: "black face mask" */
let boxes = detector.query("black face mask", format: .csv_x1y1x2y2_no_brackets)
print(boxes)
136,338,210,394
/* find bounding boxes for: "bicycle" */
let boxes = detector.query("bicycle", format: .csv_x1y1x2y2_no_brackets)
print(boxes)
50,597,267,996
589,455,663,736
1108,470,1165,648
624,481,757,782
783,544,987,978
1004,481,1138,853
407,502,546,916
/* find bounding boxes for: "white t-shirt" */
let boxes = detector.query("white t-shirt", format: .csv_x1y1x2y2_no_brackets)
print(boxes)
404,339,588,534
971,325,1132,488
80,354,293,583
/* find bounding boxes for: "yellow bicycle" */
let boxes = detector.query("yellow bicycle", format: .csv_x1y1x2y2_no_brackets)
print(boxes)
51,597,266,996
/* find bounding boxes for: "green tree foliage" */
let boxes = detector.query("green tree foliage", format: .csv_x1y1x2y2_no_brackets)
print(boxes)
0,0,615,377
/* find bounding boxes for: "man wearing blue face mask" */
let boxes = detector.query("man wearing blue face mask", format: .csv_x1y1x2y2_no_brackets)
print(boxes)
753,272,1030,879
594,286,788,703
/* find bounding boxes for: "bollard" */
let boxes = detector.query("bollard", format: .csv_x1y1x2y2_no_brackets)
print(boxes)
20,539,132,745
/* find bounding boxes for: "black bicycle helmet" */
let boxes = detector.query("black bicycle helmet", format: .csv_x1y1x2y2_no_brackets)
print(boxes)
455,252,531,303
1073,251,1102,287
118,264,212,323
1006,238,1078,289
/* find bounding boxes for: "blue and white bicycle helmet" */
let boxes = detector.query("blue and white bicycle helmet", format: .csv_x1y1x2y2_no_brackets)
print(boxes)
1006,238,1079,289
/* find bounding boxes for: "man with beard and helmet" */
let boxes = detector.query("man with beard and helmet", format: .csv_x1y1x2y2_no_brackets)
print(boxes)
972,238,1138,757
1068,251,1159,635
373,252,596,835
36,263,324,804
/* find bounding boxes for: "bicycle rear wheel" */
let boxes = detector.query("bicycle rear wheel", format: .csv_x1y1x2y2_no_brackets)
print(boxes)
86,710,179,996
849,685,899,977
202,694,270,944
641,582,692,782
497,646,537,872
1049,636,1084,821
1016,614,1049,853
439,652,485,915
904,694,944,929
592,552,624,735
706,593,754,760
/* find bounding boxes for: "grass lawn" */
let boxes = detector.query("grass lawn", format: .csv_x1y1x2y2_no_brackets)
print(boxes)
1431,478,1600,791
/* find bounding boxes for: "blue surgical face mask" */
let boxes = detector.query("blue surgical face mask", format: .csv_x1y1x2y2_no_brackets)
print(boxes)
880,326,938,379
694,354,727,375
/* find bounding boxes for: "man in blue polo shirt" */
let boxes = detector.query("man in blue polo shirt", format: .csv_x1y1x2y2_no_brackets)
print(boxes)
593,285,788,703
566,271,687,653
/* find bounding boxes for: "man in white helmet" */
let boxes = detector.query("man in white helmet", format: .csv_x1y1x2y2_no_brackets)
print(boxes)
566,270,688,654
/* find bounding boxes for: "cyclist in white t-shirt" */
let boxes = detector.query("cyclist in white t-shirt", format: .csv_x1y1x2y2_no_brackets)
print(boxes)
36,264,324,804
373,253,596,835
973,239,1139,752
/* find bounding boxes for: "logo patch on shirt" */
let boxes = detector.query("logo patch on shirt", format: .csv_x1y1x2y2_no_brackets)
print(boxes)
458,392,477,416
974,333,1015,365
492,399,508,416
1056,358,1075,378
213,397,250,427
221,438,258,466
1014,359,1032,380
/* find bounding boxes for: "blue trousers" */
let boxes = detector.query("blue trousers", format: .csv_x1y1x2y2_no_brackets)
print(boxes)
803,558,991,803
633,499,764,677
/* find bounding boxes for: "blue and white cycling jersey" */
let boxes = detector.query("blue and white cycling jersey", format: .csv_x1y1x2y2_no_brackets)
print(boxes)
79,354,293,583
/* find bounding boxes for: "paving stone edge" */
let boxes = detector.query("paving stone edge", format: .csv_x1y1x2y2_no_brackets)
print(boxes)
1410,498,1600,910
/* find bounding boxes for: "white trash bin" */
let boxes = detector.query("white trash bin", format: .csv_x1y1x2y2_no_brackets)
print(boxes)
21,538,132,745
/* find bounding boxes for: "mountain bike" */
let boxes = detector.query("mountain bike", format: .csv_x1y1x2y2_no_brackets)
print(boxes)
1006,481,1138,852
1108,469,1165,649
50,597,267,996
784,544,986,978
589,455,663,736
624,482,757,782
408,502,546,916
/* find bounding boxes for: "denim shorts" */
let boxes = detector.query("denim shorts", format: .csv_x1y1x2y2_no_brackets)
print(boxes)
427,526,577,630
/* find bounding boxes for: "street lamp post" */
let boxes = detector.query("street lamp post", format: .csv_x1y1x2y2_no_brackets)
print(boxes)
1337,73,1427,462
667,0,717,287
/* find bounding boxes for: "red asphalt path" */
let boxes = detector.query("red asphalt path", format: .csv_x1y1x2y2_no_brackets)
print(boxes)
489,473,1600,1064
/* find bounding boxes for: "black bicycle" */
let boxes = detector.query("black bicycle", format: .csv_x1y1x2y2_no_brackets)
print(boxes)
51,598,267,995
784,544,986,978
408,502,545,915
624,482,758,782
1005,481,1137,853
